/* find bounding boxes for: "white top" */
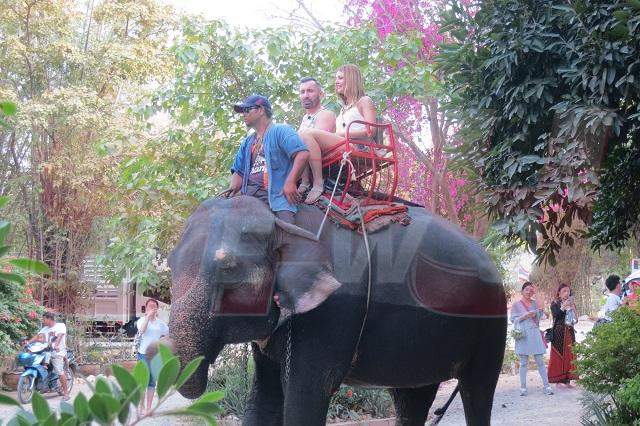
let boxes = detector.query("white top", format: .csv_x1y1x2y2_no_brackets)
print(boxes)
336,104,366,134
49,322,67,355
603,293,622,320
137,317,169,355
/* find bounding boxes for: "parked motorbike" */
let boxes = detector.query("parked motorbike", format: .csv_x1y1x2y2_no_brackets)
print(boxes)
16,341,77,404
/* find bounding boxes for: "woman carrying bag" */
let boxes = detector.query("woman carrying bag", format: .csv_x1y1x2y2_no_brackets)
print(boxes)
510,282,554,396
547,283,579,387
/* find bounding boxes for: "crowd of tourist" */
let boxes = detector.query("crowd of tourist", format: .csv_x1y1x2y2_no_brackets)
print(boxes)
510,273,638,396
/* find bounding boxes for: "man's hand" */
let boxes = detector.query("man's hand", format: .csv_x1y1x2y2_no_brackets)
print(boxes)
220,188,238,198
283,180,300,205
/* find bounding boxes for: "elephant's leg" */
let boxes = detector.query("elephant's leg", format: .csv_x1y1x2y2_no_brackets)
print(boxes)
243,343,284,426
280,321,355,425
457,339,502,426
389,384,439,426
282,375,334,426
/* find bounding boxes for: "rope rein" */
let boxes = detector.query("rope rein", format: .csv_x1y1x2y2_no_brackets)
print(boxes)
314,151,373,365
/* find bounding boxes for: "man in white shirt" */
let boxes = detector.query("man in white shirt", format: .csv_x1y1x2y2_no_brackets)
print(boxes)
603,274,623,321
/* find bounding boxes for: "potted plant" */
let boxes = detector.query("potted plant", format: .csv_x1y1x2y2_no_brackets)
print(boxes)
2,370,21,391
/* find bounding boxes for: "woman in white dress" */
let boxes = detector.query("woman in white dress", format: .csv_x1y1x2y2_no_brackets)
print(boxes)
298,64,376,204
510,282,554,396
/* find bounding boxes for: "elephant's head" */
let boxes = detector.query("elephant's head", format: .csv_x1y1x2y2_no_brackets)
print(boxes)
167,196,341,398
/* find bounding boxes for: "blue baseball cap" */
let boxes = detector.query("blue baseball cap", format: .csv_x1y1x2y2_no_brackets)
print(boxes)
233,94,272,115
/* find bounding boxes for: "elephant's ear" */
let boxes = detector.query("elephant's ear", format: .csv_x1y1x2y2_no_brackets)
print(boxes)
274,219,342,314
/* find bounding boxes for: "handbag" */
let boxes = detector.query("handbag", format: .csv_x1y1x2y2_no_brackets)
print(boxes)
132,329,142,357
544,327,553,342
510,320,526,341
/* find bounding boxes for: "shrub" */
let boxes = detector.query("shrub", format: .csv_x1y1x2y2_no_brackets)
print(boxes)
327,386,393,422
0,195,48,357
574,306,640,395
616,375,640,423
207,344,252,417
575,306,640,424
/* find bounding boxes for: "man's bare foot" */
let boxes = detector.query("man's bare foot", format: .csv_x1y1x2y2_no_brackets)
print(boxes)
297,182,311,195
304,186,323,204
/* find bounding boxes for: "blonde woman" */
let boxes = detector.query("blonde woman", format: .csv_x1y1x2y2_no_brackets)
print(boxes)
298,64,376,204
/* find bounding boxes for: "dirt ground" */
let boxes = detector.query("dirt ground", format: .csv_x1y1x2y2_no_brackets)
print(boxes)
0,320,594,425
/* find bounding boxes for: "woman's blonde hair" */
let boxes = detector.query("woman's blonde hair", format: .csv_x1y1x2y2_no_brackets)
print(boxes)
336,64,366,105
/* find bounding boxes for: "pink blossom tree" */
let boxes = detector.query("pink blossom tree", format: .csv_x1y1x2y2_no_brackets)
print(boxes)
345,0,482,234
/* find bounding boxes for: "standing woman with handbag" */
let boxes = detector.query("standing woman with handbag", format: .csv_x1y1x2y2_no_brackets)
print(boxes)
510,282,554,396
135,298,169,415
548,283,579,387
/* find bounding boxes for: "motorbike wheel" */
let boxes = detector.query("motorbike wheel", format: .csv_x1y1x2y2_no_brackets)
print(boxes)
65,366,75,394
17,375,34,404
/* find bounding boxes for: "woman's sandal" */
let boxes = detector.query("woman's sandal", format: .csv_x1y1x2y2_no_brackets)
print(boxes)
304,186,324,204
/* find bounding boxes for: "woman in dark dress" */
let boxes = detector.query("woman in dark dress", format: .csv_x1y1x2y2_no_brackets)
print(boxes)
547,283,579,386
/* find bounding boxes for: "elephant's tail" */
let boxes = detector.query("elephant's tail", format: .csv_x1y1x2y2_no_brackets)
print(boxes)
429,384,459,425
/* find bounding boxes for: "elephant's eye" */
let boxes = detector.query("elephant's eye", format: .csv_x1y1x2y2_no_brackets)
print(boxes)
217,259,238,272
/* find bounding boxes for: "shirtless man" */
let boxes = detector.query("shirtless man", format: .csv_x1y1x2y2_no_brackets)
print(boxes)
298,77,336,132
297,77,336,199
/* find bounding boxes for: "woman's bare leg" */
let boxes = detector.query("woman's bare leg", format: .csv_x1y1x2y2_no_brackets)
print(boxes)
306,128,345,152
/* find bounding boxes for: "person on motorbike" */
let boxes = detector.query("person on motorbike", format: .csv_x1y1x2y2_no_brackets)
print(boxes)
28,312,70,400
25,313,54,378
45,312,70,400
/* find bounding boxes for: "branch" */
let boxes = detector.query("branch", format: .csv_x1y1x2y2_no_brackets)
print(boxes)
295,0,325,32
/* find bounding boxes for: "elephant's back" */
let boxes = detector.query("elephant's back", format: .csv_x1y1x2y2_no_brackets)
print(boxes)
296,204,506,317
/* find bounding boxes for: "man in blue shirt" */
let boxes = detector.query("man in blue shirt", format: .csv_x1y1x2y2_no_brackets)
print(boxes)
224,94,309,223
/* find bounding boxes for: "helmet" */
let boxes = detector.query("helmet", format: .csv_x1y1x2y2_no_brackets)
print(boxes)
17,352,35,367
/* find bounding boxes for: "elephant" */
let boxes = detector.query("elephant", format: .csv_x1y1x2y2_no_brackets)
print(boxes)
165,195,507,426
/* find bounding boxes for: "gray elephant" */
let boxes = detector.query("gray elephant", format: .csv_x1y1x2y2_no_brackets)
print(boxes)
165,195,506,426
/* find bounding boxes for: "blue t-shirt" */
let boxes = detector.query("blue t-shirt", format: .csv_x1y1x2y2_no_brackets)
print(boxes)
231,124,308,213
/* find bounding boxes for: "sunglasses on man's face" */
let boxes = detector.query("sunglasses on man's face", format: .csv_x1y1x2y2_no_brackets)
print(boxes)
238,106,261,114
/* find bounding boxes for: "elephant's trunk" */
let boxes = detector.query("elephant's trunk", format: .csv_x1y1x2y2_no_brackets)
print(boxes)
168,277,220,399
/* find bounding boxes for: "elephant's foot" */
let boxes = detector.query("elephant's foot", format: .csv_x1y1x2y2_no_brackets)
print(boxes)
390,384,439,426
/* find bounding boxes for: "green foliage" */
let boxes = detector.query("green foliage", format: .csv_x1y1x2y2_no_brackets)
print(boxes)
437,0,640,262
327,386,393,422
0,345,223,425
207,345,252,417
589,140,640,249
0,100,16,127
0,196,48,356
0,0,176,314
575,307,640,394
617,375,640,420
575,306,640,424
